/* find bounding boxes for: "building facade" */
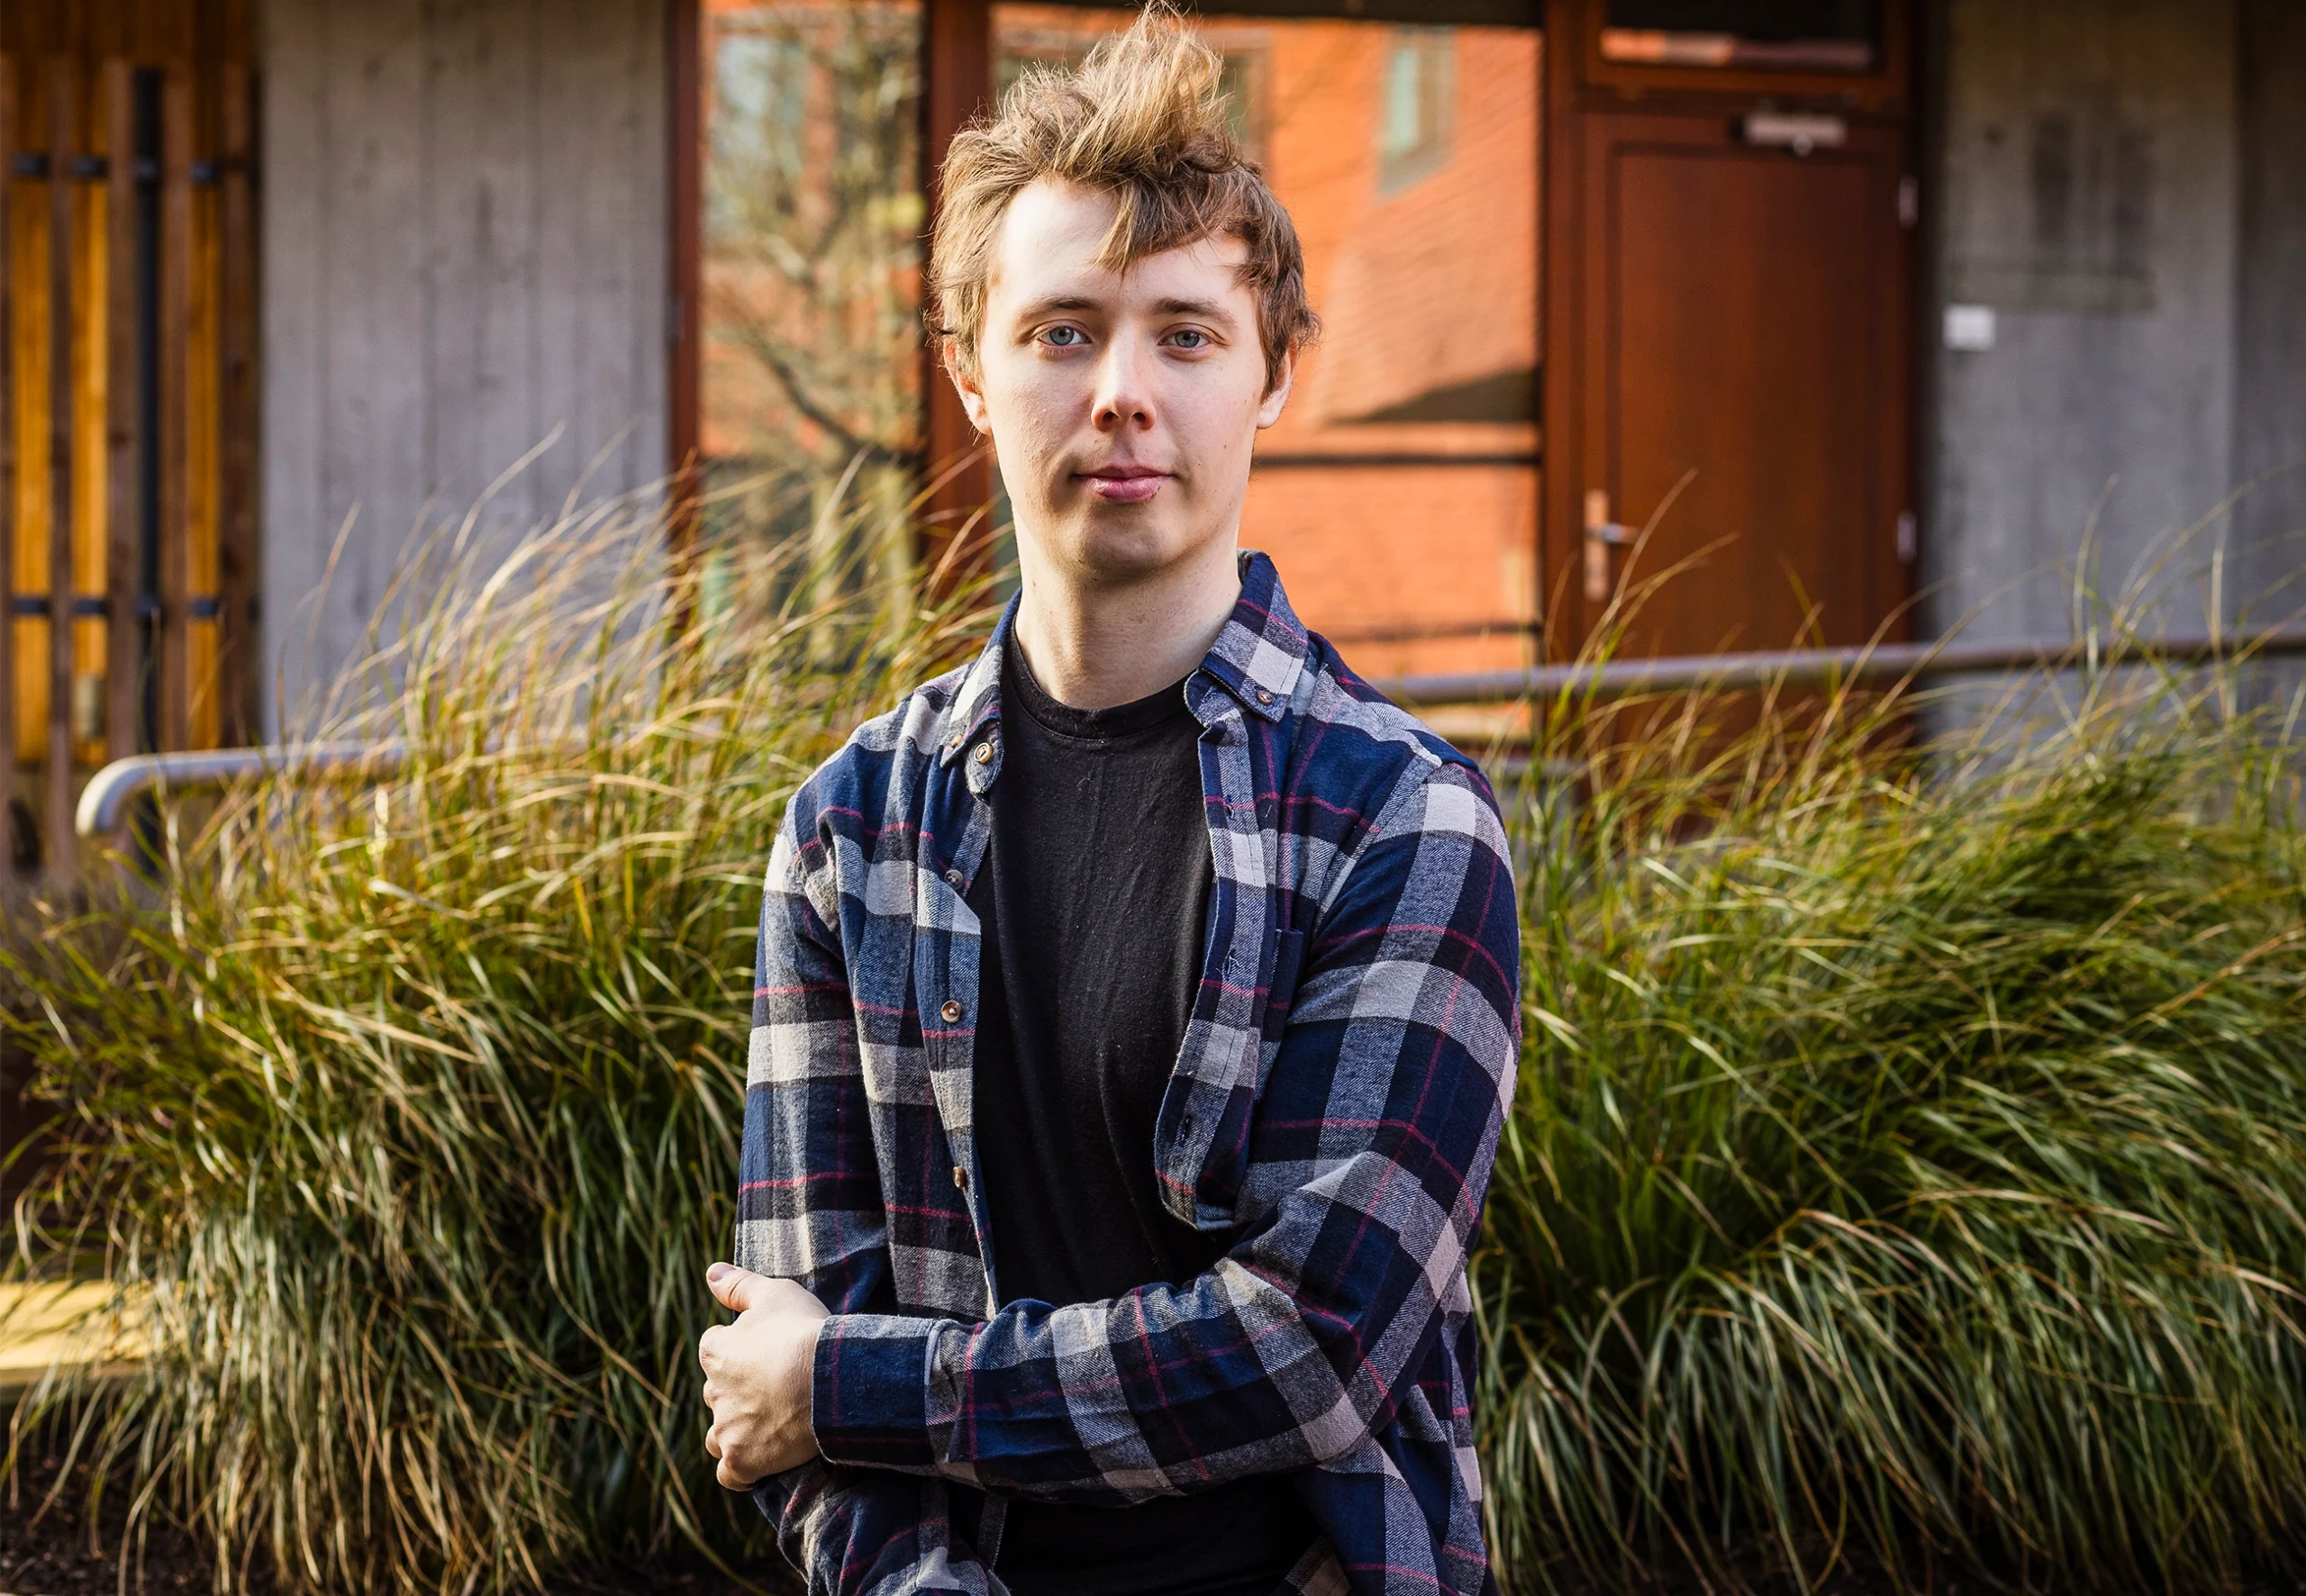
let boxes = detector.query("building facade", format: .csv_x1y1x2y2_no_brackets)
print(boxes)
2,0,2303,864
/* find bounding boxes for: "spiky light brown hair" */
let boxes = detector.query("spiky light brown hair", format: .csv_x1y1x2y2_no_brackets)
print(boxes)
928,5,1318,395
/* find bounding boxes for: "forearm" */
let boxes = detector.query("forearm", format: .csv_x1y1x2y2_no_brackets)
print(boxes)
809,1152,1481,1503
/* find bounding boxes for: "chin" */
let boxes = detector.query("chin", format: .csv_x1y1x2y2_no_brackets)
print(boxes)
1057,511,1200,582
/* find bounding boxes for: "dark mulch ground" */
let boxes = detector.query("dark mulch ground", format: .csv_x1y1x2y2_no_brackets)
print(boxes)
0,1447,795,1596
7,1442,2305,1596
1,1446,222,1596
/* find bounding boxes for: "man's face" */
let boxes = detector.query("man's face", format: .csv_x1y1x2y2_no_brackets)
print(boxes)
955,178,1293,586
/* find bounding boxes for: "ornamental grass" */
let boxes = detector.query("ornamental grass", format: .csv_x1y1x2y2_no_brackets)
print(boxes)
6,499,2306,1595
1,494,976,1594
1480,650,2306,1593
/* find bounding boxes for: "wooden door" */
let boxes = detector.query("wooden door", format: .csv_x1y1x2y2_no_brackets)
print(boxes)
1541,0,1913,661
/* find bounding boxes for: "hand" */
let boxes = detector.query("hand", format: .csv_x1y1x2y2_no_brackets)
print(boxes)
699,1262,832,1489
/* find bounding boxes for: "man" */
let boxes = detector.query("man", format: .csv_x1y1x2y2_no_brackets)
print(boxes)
697,12,1520,1594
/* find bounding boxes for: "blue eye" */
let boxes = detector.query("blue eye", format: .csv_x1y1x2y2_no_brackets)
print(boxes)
1044,326,1085,347
1170,330,1207,349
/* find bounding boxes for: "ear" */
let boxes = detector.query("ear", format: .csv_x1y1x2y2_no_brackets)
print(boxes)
945,339,993,437
1256,347,1295,430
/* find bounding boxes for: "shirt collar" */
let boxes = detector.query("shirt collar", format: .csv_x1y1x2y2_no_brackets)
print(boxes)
933,550,1310,766
1197,550,1308,723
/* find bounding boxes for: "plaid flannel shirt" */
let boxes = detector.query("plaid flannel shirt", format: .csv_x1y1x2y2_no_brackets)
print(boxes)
736,552,1521,1596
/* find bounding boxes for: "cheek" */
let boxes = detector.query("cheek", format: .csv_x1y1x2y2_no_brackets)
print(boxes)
1176,386,1264,468
984,363,1078,447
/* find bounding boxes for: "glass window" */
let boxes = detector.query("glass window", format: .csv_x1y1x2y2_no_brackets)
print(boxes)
1379,28,1454,191
1602,0,1878,72
991,6,1542,707
699,0,923,621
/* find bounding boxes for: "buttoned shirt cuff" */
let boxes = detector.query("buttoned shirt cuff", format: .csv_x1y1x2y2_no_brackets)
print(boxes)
811,1312,940,1470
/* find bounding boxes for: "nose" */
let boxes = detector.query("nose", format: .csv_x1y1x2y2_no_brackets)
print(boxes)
1090,340,1154,433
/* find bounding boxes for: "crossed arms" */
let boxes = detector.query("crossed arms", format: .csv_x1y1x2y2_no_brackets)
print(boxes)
704,758,1521,1592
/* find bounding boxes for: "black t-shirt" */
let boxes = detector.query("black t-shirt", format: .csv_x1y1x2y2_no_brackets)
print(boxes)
958,637,1316,1596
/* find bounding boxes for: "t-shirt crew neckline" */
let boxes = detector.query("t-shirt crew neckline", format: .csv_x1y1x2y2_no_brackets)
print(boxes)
1003,637,1195,743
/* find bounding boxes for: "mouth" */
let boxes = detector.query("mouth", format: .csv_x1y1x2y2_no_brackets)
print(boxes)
1076,465,1171,504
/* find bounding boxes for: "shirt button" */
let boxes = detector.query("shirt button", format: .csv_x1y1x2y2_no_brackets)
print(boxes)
944,867,965,889
940,999,962,1023
953,1165,968,1190
973,741,993,764
1255,688,1274,706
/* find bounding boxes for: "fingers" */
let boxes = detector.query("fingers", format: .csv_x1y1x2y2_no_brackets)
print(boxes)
706,1417,758,1490
699,1265,825,1491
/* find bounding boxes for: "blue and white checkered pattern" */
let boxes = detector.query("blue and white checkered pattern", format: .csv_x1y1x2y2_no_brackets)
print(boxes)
737,553,1521,1595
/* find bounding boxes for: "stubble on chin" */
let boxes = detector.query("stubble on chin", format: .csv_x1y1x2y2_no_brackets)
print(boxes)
1049,494,1215,587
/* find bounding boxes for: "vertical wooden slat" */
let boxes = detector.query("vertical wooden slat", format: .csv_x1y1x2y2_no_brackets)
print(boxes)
918,0,994,594
102,56,137,761
666,0,702,567
216,51,256,747
185,4,222,752
157,60,189,753
44,55,75,875
0,54,17,844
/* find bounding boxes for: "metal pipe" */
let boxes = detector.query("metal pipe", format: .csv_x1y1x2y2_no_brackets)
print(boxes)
1382,630,2306,707
76,740,405,837
71,630,2306,837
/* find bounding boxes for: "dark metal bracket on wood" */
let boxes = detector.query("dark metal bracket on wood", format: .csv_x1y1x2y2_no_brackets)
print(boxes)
9,592,225,620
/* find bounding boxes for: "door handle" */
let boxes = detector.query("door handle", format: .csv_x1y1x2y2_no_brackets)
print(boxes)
1584,489,1631,604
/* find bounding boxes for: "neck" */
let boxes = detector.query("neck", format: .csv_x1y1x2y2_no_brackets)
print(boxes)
1011,536,1241,712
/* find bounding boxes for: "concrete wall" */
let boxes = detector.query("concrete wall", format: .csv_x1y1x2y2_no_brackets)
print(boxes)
2232,0,2306,626
259,0,668,732
1925,0,2242,644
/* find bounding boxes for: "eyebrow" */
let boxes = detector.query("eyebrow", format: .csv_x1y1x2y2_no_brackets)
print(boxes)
1011,295,1103,322
1151,296,1235,322
1007,294,1240,325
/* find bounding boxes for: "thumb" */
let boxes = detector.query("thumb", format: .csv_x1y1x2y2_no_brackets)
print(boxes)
707,1261,769,1313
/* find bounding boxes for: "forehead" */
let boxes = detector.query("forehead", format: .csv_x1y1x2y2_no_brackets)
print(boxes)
986,177,1253,313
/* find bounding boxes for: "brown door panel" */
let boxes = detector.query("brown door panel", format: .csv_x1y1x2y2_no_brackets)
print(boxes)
1547,100,1913,659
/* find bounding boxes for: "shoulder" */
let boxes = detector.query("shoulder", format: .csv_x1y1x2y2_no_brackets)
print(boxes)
776,660,970,871
1285,631,1506,857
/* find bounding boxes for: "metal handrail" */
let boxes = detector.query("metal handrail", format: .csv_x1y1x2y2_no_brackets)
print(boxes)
71,630,2306,836
1381,630,2306,706
77,741,407,837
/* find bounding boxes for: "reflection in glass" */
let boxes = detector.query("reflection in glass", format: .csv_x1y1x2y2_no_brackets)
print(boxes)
1379,28,1454,191
993,7,1541,712
1601,0,1877,72
700,0,923,629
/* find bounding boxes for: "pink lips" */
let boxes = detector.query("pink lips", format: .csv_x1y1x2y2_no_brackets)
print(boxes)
1079,466,1168,504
